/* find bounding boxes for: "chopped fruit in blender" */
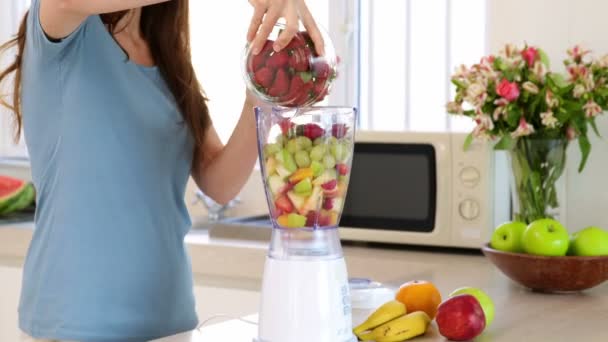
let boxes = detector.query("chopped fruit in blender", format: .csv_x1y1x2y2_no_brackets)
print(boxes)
330,143,347,162
313,169,337,186
309,145,326,161
313,137,325,146
310,161,324,177
287,191,307,210
323,186,339,198
287,213,307,228
266,50,290,69
298,123,325,140
279,149,297,173
337,181,348,197
305,211,319,227
321,179,337,190
296,136,313,150
275,195,294,213
264,143,282,157
294,178,313,194
300,186,323,215
279,120,295,135
336,163,349,176
317,211,331,226
289,168,314,183
322,198,334,210
323,154,336,169
268,174,286,197
268,69,290,97
277,214,289,227
254,67,275,89
332,198,343,212
265,157,277,176
332,124,348,139
286,139,300,154
295,150,311,168
275,165,292,179
329,211,339,226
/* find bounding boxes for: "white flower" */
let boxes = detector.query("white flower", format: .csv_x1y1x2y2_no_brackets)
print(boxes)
532,61,548,81
573,84,586,98
522,81,540,94
493,106,507,121
511,117,535,138
540,111,558,128
583,100,602,118
545,90,559,108
454,64,470,79
465,83,488,107
500,44,520,58
596,55,608,68
584,74,595,91
446,101,463,114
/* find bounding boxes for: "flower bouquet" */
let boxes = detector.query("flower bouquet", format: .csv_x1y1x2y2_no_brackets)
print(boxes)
447,44,607,223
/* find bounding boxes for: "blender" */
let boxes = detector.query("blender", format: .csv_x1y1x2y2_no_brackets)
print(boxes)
253,106,358,342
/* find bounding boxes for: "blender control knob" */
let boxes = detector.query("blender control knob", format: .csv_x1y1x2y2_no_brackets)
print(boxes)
459,199,480,221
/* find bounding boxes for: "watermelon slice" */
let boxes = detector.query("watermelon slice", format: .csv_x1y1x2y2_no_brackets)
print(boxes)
0,183,35,215
0,175,30,214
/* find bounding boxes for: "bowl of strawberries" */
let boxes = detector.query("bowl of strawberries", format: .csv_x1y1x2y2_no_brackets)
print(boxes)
244,24,339,107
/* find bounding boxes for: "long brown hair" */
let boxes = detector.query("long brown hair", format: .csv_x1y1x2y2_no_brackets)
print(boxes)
0,2,210,150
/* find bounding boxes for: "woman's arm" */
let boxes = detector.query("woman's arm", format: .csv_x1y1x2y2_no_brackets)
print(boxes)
191,94,262,205
40,0,171,39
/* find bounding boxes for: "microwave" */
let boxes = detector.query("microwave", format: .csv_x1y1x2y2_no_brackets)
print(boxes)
338,131,510,249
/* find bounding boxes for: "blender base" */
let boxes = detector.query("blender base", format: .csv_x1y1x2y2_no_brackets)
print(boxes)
256,256,357,342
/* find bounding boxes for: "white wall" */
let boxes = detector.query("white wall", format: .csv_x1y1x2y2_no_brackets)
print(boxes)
488,0,608,231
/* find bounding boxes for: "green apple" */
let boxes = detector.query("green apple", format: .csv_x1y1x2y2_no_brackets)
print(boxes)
522,219,570,256
569,227,608,256
490,221,527,253
294,178,313,194
449,287,495,327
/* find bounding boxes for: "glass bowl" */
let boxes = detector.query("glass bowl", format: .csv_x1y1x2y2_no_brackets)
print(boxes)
243,23,339,107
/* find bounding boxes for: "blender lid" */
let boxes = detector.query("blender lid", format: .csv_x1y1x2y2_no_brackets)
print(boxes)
349,278,395,309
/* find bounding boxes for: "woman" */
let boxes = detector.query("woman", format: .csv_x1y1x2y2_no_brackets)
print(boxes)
0,0,323,341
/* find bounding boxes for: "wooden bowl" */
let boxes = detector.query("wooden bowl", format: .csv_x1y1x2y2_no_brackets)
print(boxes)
482,243,608,292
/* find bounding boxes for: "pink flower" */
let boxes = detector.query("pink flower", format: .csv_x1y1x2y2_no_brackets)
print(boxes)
511,117,535,138
522,47,539,66
567,45,591,62
583,100,602,118
496,79,520,102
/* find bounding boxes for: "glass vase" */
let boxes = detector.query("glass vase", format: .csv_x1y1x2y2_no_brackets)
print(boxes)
509,138,568,224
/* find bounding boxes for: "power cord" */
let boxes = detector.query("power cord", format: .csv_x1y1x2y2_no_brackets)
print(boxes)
196,314,259,331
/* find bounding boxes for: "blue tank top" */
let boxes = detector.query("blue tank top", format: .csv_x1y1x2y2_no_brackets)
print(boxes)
18,1,198,341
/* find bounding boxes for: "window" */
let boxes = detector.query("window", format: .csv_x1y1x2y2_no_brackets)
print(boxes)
358,0,486,132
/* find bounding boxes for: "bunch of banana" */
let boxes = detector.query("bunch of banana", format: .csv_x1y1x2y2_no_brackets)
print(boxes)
353,300,431,342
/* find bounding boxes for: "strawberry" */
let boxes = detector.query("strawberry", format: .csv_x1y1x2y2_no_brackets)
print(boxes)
279,119,295,136
336,163,349,176
250,40,273,72
321,179,337,191
312,59,331,79
318,211,331,226
273,207,283,219
332,123,348,139
280,74,305,103
300,123,325,140
313,78,327,96
266,50,290,69
305,211,319,227
275,195,294,213
322,198,334,210
289,48,311,72
268,69,290,97
285,34,307,51
254,67,275,89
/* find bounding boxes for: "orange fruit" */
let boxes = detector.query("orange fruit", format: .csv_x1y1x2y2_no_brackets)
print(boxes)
395,280,442,319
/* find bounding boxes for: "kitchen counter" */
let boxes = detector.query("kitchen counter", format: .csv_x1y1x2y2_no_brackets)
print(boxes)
1,222,607,341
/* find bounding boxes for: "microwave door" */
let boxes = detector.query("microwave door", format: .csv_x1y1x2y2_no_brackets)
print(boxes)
340,143,437,232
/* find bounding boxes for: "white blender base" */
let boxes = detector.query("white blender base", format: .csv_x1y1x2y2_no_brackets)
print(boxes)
256,256,357,342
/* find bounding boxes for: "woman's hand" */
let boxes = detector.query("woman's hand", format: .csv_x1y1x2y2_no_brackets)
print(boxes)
247,0,324,56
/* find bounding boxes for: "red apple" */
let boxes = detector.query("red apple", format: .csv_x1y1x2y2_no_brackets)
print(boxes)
436,294,486,341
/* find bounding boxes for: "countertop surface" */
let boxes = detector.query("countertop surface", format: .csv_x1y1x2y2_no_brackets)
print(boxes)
1,221,607,341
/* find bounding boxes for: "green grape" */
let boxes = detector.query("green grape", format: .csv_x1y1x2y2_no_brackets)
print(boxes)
275,135,285,147
313,137,326,146
286,139,299,154
330,144,346,162
282,149,297,172
323,154,336,169
311,161,325,177
295,150,311,168
309,145,326,161
264,143,281,157
296,136,313,150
